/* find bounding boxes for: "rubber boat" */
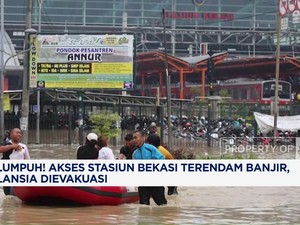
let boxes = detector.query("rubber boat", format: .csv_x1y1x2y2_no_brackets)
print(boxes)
14,186,139,206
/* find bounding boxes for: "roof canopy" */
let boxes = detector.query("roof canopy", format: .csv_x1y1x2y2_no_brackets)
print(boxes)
136,51,228,75
136,51,300,81
214,55,300,80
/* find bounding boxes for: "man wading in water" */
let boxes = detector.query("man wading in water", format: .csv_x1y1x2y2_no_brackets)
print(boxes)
132,130,167,206
0,128,30,195
147,134,178,195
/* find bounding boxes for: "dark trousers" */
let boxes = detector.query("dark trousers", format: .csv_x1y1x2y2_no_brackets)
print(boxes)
138,186,167,205
167,186,178,195
3,187,14,196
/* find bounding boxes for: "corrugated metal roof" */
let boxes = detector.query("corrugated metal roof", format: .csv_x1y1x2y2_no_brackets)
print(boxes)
179,52,226,64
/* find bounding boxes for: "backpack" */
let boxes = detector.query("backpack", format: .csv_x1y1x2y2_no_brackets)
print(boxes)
2,139,13,160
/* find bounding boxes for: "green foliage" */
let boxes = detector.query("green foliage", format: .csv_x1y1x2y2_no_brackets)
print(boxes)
89,110,121,139
220,153,257,159
172,148,196,159
219,89,231,98
190,87,201,97
172,147,257,159
200,153,257,159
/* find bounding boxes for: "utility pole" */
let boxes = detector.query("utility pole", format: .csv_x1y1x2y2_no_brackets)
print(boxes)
78,91,84,145
273,3,281,146
0,0,4,142
36,0,43,144
162,9,172,148
21,0,33,144
207,50,215,96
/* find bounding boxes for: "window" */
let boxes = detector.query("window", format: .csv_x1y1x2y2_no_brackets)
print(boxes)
262,81,291,100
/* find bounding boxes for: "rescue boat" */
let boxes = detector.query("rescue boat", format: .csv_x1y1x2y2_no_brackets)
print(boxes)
14,186,139,206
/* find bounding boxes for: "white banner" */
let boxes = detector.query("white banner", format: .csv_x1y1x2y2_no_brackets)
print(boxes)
0,160,299,186
254,112,300,133
281,17,289,30
293,10,300,23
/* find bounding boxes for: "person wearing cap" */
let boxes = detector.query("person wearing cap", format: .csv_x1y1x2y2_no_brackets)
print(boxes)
147,134,178,196
76,132,99,159
119,133,136,159
148,122,157,134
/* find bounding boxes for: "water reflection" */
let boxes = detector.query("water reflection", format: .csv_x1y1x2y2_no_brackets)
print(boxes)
0,145,300,224
0,187,300,224
1,187,300,224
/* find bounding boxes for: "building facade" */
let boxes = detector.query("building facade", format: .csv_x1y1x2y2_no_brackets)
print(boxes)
2,0,300,100
5,0,300,57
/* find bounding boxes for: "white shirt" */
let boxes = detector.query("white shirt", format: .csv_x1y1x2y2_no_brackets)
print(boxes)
98,147,115,160
9,143,30,160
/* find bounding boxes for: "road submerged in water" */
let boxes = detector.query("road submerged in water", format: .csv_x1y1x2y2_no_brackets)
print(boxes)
0,144,298,224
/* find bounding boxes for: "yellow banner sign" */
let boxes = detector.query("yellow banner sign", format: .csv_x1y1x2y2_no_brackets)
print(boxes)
4,94,10,111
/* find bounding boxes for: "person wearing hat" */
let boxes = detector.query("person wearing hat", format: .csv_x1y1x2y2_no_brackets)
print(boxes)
76,132,99,159
118,133,136,159
148,122,157,134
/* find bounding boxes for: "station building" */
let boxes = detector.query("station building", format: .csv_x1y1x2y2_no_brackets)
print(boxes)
2,0,300,100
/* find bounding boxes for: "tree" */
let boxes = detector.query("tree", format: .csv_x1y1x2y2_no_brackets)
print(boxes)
219,89,231,98
89,110,121,139
190,86,201,97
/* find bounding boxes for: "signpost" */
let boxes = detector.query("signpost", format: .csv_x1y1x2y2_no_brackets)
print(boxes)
274,0,299,145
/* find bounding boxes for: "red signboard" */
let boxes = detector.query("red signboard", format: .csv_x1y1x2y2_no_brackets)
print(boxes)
193,0,205,7
165,11,234,21
279,0,299,16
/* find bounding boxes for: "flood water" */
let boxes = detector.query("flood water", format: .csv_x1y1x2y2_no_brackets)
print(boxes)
0,144,300,224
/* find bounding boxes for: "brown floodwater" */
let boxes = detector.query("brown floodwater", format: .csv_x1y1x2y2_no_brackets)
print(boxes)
0,144,299,224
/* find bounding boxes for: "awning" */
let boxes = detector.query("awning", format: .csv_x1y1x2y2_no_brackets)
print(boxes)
254,112,300,133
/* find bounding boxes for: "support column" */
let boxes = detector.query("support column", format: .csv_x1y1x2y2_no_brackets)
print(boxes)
201,43,208,99
201,69,206,98
78,91,84,145
159,71,164,97
180,69,184,99
141,73,145,96
183,70,186,98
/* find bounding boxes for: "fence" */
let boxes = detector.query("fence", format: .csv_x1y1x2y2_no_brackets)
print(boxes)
4,101,300,145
